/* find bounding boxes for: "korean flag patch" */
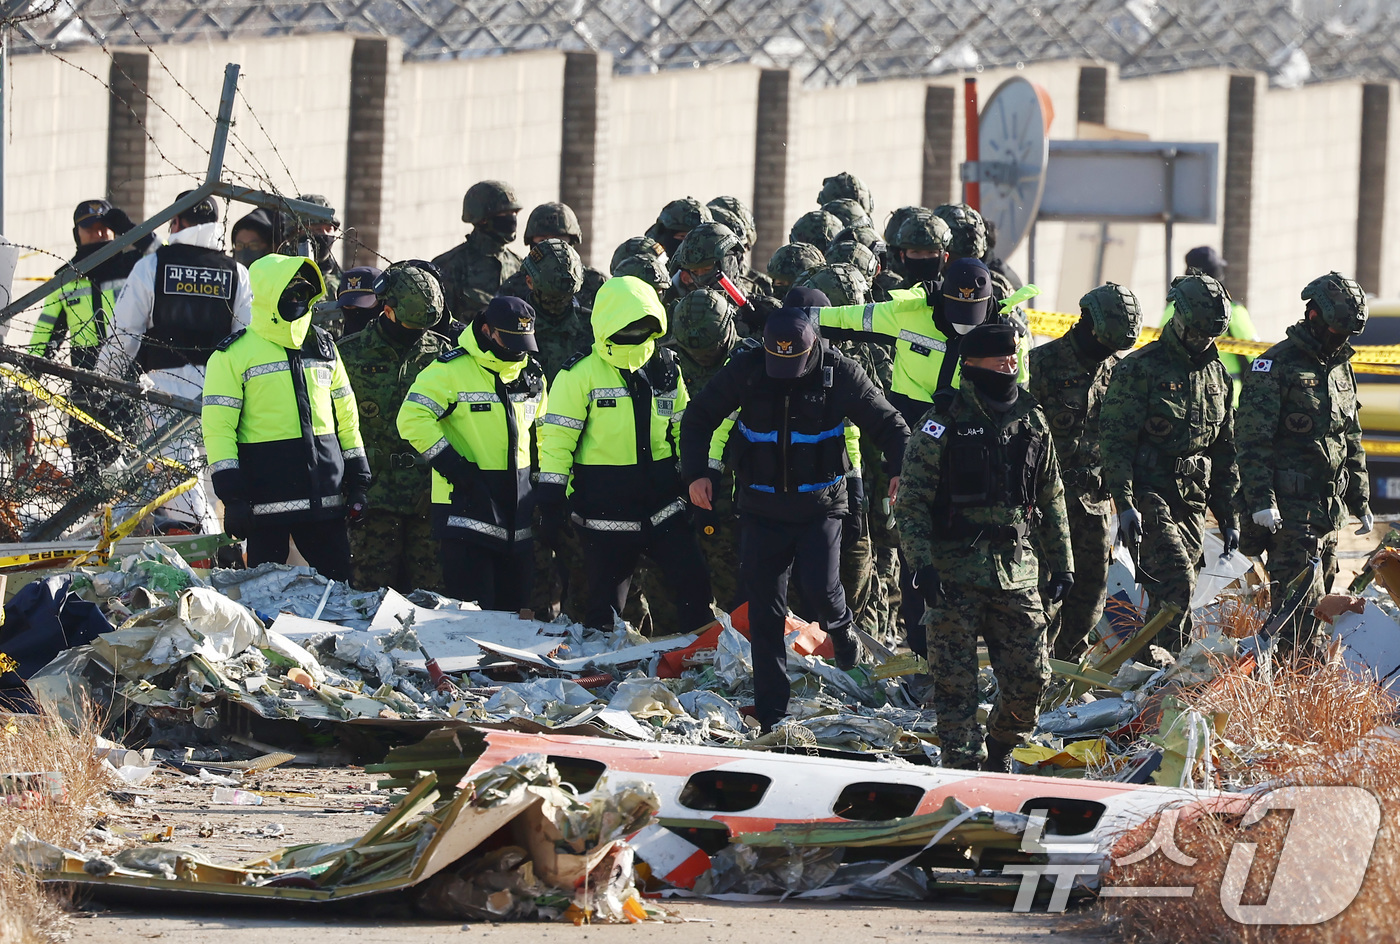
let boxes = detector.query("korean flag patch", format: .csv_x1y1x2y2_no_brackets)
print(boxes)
1252,359,1273,372
921,419,946,439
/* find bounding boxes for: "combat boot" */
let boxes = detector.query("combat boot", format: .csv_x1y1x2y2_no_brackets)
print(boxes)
983,735,1017,773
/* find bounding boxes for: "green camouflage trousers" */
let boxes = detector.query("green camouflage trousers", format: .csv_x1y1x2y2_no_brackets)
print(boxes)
1046,499,1111,662
1136,489,1204,654
349,509,442,594
927,582,1049,769
1263,524,1339,656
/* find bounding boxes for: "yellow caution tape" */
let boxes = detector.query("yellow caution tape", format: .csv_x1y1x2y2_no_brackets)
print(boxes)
71,475,201,567
1361,440,1400,456
1025,308,1400,376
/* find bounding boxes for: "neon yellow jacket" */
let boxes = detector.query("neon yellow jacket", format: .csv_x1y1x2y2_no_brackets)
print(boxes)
201,254,368,522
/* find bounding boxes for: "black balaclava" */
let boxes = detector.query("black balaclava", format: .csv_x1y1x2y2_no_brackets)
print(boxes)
1071,318,1116,362
900,253,943,284
380,312,423,346
478,213,518,246
963,365,1018,410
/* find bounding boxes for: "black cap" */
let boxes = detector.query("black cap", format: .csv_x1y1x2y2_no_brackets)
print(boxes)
330,266,383,309
175,190,219,225
940,257,993,327
763,307,819,379
1184,245,1226,279
73,199,112,227
782,286,831,309
960,323,1018,359
481,296,538,353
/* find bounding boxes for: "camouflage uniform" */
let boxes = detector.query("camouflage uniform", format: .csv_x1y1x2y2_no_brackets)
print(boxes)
338,272,449,593
668,222,762,304
521,202,606,309
1028,284,1140,661
432,181,523,321
821,198,872,230
1100,277,1239,653
281,193,344,298
899,383,1072,769
1237,275,1370,653
645,197,712,257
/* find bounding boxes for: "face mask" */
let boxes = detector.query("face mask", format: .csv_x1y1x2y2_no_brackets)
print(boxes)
951,322,978,336
902,255,942,283
1173,317,1214,354
962,364,1018,408
235,247,267,267
1307,313,1349,355
481,215,517,244
611,326,655,345
313,234,335,263
478,323,527,361
534,290,574,315
278,278,318,322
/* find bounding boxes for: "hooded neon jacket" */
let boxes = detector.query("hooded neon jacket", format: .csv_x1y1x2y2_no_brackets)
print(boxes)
201,254,369,523
537,276,688,529
397,326,547,548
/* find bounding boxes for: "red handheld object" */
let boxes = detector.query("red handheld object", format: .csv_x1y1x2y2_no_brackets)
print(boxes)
419,645,454,694
716,273,748,308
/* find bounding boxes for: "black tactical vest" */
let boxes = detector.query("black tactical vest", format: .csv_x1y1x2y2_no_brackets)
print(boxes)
138,244,237,371
932,393,1044,537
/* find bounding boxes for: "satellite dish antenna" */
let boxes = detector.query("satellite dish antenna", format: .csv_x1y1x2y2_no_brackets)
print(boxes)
966,77,1052,258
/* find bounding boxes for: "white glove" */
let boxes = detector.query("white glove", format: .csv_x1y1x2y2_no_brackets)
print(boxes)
1357,512,1375,536
1252,507,1282,533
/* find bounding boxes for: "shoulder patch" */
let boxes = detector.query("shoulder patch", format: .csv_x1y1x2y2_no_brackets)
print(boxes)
437,347,467,362
215,328,246,351
560,351,588,371
1252,358,1272,372
921,419,947,439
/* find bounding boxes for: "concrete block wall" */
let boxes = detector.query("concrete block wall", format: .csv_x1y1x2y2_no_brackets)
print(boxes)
1380,80,1400,301
392,51,564,264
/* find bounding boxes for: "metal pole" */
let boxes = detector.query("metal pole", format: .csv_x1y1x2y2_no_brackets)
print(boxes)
205,63,240,185
963,77,980,210
1028,221,1036,285
1,24,8,235
1163,148,1177,291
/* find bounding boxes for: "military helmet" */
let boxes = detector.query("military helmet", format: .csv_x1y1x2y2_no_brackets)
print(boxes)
610,235,667,273
707,196,757,249
1080,282,1143,351
825,240,879,281
897,212,953,253
375,262,444,330
830,222,884,252
821,198,871,229
796,263,870,308
462,180,522,224
767,242,826,289
933,203,988,258
1167,273,1232,339
789,210,842,250
290,193,339,228
670,222,743,275
523,238,584,299
818,172,874,214
654,197,711,235
883,206,926,248
707,206,750,252
1302,271,1368,335
612,253,670,295
524,202,582,245
672,288,737,353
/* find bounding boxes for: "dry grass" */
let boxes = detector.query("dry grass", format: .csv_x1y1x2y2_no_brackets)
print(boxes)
1095,654,1400,942
0,698,112,944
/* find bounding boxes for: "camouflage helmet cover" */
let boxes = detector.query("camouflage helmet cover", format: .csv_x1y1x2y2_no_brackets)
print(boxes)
818,172,874,213
1167,273,1232,339
825,240,879,281
821,198,871,229
523,238,585,301
1080,281,1142,351
896,212,953,252
883,205,927,247
933,203,988,258
706,195,757,248
670,222,743,274
767,242,826,288
610,235,667,273
462,180,522,224
796,263,870,308
375,262,444,330
655,197,712,234
707,206,751,251
789,210,842,249
524,202,582,245
671,288,737,353
1301,271,1368,335
611,253,670,295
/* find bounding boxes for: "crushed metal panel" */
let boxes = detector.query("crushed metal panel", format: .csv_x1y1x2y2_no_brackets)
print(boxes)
1330,601,1400,696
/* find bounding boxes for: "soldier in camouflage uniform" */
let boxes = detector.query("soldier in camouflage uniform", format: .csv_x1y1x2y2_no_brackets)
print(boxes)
766,242,826,298
512,202,607,309
1101,274,1240,654
826,241,881,292
895,211,952,289
668,222,759,303
280,194,344,297
339,263,448,593
790,210,842,251
707,195,773,297
818,172,874,215
878,206,926,295
431,180,523,322
645,197,712,257
821,198,872,231
1028,283,1142,662
499,238,591,380
900,323,1073,770
672,288,743,611
1237,272,1372,654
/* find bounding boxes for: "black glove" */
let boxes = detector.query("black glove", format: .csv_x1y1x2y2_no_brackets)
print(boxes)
537,500,567,550
223,500,253,540
1118,507,1144,547
430,449,476,491
347,488,368,527
693,504,720,537
1220,527,1240,558
1046,571,1075,605
100,206,135,235
913,565,942,607
738,294,781,335
843,474,867,542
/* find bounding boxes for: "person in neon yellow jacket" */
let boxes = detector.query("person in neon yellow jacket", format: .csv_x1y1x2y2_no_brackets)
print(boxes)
536,276,715,633
201,254,368,580
397,295,547,611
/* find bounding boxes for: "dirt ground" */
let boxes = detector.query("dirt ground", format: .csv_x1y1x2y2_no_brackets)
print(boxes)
61,765,1110,944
